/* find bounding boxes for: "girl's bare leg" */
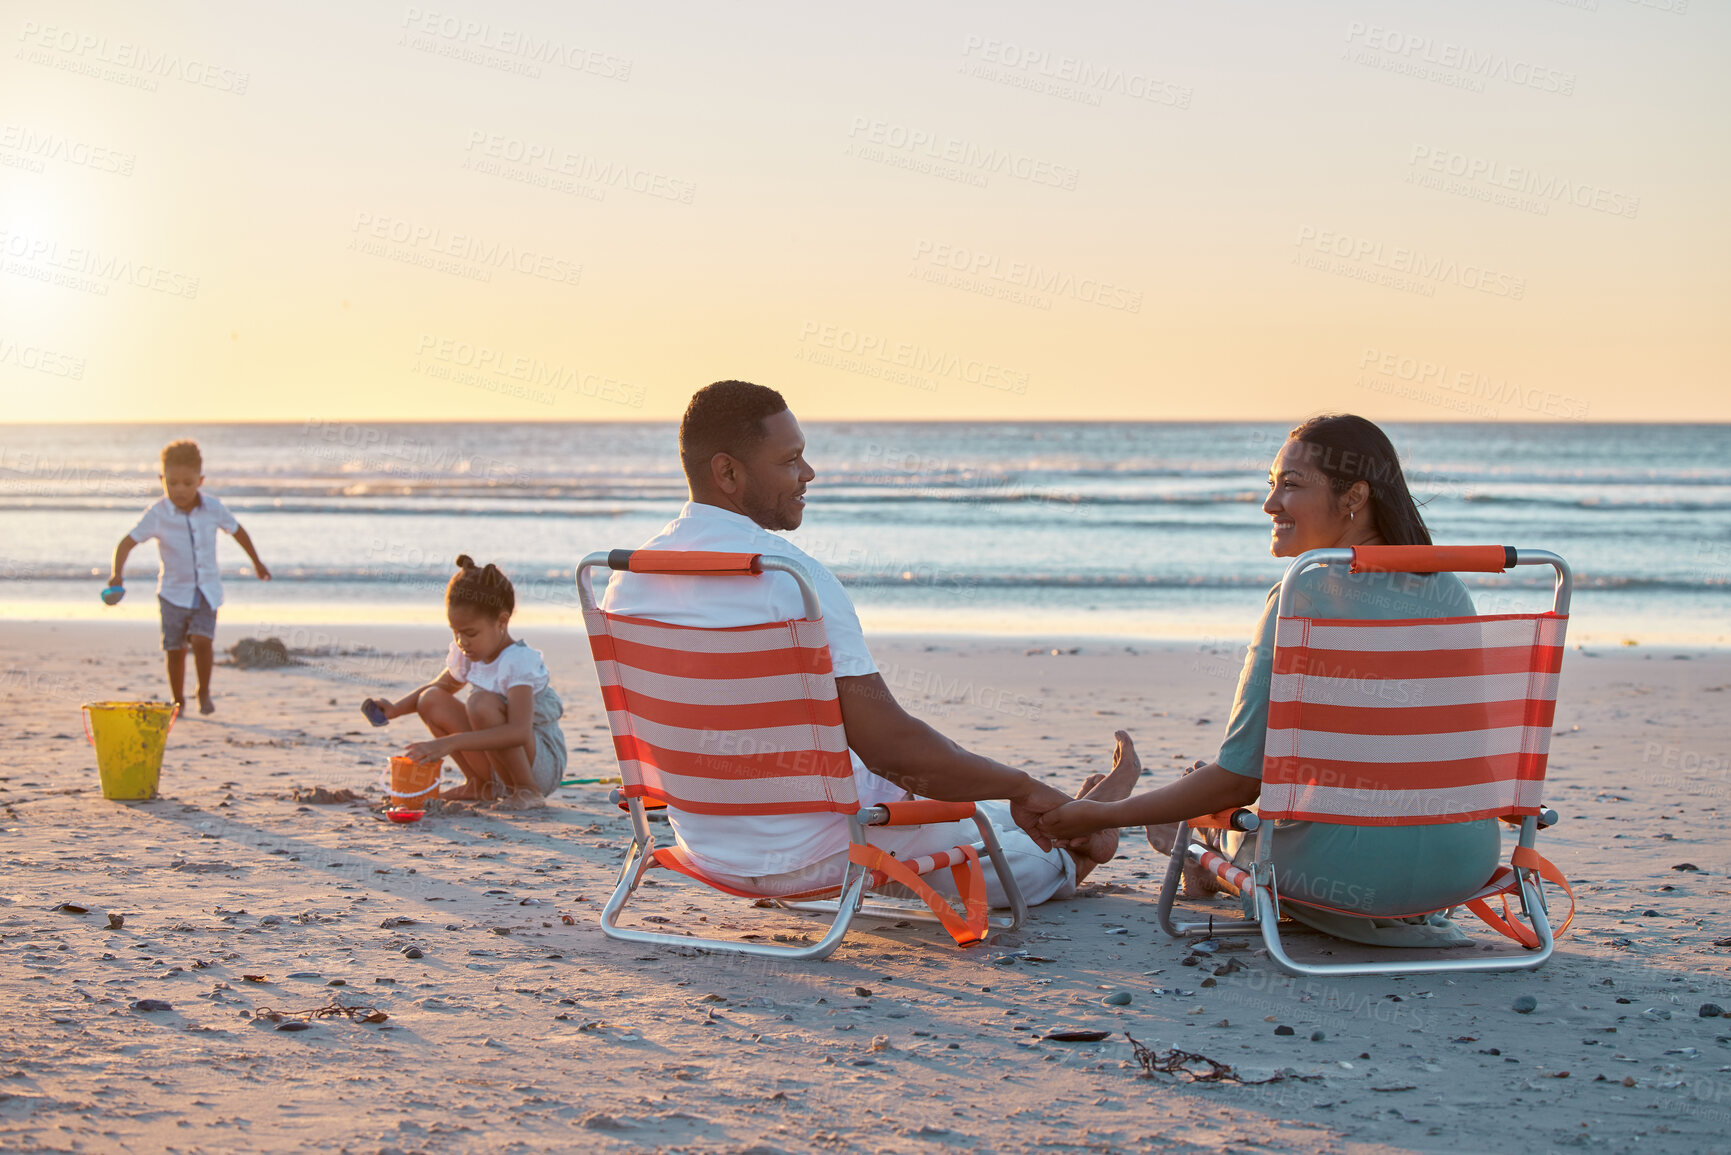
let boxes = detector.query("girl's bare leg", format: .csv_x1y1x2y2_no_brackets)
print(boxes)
464,691,541,806
416,687,497,799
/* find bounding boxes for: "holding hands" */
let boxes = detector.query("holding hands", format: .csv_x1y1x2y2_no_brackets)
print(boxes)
1037,797,1116,841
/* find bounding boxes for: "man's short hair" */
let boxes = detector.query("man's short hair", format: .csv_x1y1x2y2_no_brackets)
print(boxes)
678,380,788,486
161,440,202,472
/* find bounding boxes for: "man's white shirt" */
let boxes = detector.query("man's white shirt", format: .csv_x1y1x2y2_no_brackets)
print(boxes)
598,501,907,876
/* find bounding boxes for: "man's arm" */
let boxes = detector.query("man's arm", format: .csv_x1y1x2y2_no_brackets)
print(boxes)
108,536,137,587
230,524,271,580
836,672,1069,848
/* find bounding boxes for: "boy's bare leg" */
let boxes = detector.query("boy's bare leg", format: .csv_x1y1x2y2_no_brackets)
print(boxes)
416,687,497,799
465,692,542,809
1067,731,1144,884
191,636,216,714
164,649,187,709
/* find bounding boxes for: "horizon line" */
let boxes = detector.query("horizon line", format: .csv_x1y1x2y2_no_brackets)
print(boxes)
4,417,1727,427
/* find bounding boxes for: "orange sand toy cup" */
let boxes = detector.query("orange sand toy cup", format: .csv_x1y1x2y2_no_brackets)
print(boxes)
382,756,441,811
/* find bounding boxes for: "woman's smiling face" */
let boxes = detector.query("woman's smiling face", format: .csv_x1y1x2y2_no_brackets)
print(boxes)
1263,438,1356,558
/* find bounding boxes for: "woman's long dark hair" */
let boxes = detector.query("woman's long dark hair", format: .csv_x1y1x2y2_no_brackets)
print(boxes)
1287,415,1431,547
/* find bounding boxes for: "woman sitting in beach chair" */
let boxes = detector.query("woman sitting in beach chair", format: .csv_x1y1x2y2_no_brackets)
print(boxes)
1039,414,1501,948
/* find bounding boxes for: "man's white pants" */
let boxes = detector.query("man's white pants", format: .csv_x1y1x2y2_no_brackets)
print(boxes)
704,800,1077,908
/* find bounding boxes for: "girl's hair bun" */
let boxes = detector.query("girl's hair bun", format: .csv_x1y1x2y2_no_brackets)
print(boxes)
446,555,515,615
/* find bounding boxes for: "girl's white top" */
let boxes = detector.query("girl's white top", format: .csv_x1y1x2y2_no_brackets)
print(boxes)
445,639,550,696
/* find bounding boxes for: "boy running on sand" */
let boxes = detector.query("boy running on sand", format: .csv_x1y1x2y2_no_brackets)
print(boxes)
107,440,271,715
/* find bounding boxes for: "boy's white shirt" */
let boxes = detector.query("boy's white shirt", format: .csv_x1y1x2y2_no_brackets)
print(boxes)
128,494,240,609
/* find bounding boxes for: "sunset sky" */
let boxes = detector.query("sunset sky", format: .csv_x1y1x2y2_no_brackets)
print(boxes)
2,0,1725,422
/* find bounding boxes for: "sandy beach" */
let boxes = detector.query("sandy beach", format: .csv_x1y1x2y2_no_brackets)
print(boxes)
2,619,1729,1154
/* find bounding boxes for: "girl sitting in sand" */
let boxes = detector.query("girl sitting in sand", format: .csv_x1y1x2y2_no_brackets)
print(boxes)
364,556,567,808
1039,414,1500,948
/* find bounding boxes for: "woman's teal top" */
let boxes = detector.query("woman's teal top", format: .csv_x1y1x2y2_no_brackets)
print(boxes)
1217,565,1503,947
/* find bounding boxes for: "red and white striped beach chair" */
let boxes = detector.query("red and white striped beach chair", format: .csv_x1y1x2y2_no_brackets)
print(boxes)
1156,545,1577,976
576,549,1027,961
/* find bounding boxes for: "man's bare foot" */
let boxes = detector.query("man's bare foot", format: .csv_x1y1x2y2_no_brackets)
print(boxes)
494,789,547,812
1069,731,1145,881
1081,732,1142,802
198,693,215,716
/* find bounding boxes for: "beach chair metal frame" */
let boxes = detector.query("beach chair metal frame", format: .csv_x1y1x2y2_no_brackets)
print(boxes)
1155,544,1573,977
577,549,1027,961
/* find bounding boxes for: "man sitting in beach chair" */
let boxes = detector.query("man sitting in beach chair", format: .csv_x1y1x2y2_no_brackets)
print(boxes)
595,380,1137,914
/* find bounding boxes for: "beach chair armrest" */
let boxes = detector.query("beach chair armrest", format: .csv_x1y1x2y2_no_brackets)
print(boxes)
1498,808,1559,829
862,800,978,826
1187,807,1260,832
610,787,667,813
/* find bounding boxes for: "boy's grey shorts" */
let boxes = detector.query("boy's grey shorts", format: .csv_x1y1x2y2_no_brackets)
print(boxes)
159,593,217,652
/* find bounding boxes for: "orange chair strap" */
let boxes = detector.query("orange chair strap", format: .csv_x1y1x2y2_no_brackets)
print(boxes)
1465,848,1574,947
847,843,989,947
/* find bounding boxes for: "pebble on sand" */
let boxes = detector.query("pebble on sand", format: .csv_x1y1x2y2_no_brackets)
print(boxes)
402,947,424,959
1700,1003,1725,1018
1274,1024,1295,1036
1513,995,1538,1014
107,913,125,929
131,999,173,1012
1102,991,1132,1006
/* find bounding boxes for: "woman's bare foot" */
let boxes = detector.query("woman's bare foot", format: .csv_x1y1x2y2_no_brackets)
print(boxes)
198,692,215,716
1069,731,1145,881
494,789,547,812
1143,759,1221,897
1145,821,1180,856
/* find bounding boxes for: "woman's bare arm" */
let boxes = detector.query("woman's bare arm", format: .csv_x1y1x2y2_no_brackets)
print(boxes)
1038,762,1259,839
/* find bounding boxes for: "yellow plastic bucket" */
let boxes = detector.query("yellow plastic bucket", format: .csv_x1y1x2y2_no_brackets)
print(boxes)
82,701,179,800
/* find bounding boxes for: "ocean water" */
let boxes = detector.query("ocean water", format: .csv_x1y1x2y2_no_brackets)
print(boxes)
1,421,1727,644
